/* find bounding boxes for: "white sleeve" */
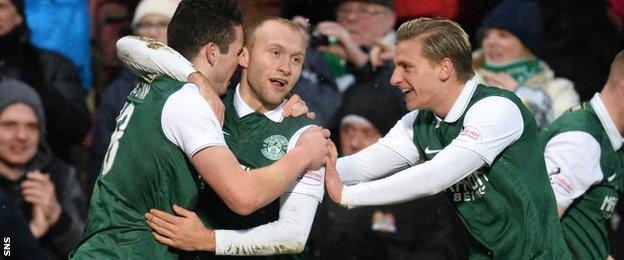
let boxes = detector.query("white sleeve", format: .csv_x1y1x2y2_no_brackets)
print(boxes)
214,193,319,255
341,144,486,207
284,126,324,202
544,131,603,209
451,96,524,165
116,36,195,82
337,111,420,184
161,84,226,158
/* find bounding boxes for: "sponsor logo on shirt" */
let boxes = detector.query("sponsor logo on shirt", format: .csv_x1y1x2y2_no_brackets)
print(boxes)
261,135,288,160
459,126,482,141
298,170,324,186
448,170,490,202
549,168,574,197
600,196,618,218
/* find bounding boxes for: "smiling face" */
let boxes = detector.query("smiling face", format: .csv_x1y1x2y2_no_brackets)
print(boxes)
0,103,40,170
241,20,307,111
482,28,531,64
390,39,444,111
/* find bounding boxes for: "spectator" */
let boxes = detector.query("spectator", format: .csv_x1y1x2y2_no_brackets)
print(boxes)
0,78,87,260
0,0,90,162
291,0,400,126
472,0,579,127
88,0,178,191
308,84,468,259
25,0,92,91
0,189,47,260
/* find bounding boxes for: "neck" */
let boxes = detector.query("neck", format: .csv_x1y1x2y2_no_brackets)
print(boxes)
431,80,465,119
238,70,276,113
600,88,624,134
191,57,220,94
0,161,24,181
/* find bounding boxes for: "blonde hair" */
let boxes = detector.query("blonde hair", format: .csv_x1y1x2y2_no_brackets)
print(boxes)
244,16,306,47
396,17,474,82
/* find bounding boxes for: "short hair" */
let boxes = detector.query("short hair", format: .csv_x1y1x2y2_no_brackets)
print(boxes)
396,18,474,82
607,50,624,83
243,16,306,47
167,0,243,60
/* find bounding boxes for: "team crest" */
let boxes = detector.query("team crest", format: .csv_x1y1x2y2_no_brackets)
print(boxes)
261,135,288,160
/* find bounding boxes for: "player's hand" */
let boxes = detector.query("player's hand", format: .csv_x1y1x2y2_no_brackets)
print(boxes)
482,70,519,91
282,94,315,119
146,205,215,251
21,171,62,226
188,72,225,126
296,126,330,170
29,204,50,238
370,40,395,69
324,141,343,204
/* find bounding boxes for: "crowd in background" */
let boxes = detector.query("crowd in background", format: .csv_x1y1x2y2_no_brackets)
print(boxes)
1,0,624,259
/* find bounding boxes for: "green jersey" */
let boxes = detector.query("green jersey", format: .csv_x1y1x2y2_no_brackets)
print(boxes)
411,84,569,259
71,76,213,259
188,87,317,259
540,101,624,260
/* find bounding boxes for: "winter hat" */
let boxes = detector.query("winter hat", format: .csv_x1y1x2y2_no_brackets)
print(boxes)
132,0,179,28
342,0,394,10
333,85,407,136
482,0,542,56
0,77,45,134
8,0,24,18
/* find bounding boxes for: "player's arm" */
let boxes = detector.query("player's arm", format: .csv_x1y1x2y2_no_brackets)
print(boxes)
163,87,329,216
336,111,421,184
327,97,523,207
116,36,312,120
543,132,602,218
146,127,326,254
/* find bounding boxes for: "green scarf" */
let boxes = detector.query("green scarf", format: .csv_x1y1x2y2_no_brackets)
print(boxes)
483,59,541,85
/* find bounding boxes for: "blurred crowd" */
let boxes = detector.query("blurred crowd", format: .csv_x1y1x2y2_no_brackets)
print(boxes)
1,0,623,259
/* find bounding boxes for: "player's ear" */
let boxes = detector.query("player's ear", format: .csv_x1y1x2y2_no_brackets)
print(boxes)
438,58,453,82
205,42,219,67
239,46,250,68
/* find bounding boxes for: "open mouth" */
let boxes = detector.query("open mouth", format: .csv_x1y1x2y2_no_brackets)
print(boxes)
401,88,414,95
269,78,288,89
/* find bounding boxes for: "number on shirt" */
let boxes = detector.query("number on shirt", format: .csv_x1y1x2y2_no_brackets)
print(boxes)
101,102,135,175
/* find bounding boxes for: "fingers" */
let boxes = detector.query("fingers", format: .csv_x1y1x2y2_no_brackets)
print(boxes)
152,231,175,247
146,215,175,238
306,112,316,120
172,204,195,218
149,209,181,225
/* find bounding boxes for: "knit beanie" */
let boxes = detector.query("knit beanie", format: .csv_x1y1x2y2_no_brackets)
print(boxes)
132,0,179,28
342,0,394,10
0,77,45,134
333,85,407,136
482,0,542,56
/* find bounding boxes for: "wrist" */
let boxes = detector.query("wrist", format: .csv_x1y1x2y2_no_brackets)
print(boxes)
288,146,312,170
203,228,216,251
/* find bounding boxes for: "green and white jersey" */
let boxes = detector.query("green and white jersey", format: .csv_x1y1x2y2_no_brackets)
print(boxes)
339,80,569,259
541,93,624,260
188,86,323,259
71,76,225,259
408,83,568,259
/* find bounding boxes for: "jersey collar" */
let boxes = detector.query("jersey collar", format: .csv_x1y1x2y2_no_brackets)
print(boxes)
233,84,285,123
590,93,622,151
442,79,478,123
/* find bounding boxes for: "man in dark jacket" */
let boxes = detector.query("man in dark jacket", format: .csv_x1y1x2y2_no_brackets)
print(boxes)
0,0,90,162
0,78,87,259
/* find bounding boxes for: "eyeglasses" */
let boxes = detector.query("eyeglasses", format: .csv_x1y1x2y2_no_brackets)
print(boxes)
136,22,168,31
337,5,391,17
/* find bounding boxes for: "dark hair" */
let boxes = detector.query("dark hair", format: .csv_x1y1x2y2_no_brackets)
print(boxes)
167,0,243,60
